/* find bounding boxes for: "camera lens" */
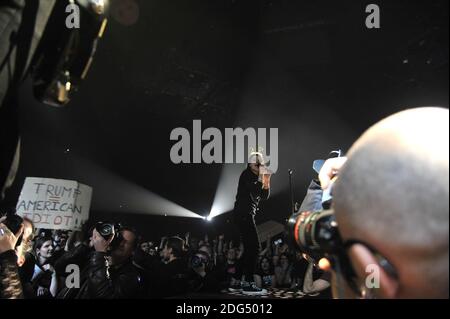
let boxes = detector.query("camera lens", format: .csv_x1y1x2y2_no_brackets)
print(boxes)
96,222,114,240
191,251,209,268
191,255,203,268
287,210,341,256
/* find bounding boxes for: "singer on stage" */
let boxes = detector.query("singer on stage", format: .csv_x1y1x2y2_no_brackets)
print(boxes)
232,152,271,295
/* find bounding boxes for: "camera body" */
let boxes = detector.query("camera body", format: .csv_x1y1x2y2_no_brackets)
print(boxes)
287,209,341,258
95,222,123,250
190,250,210,269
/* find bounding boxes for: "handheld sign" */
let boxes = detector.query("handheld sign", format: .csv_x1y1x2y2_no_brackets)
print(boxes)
16,178,92,231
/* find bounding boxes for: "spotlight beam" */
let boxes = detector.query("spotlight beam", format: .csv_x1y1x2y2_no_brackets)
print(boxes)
67,156,203,219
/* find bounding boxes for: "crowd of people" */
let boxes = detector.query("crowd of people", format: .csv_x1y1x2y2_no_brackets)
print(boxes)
0,215,331,299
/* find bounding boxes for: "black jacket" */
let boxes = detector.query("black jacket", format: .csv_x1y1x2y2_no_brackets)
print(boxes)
0,250,23,299
54,243,92,276
187,268,221,293
19,252,35,299
233,167,270,217
59,252,143,299
158,258,189,298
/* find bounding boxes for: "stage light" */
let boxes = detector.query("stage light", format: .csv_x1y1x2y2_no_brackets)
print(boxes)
208,163,241,218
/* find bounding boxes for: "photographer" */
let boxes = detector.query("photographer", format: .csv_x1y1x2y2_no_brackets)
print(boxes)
312,108,448,298
289,151,341,295
187,250,220,294
0,216,24,299
59,224,143,299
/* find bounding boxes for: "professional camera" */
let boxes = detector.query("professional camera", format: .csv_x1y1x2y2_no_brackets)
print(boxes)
190,250,210,269
285,150,363,294
95,221,122,250
287,209,341,257
287,150,344,257
286,203,361,294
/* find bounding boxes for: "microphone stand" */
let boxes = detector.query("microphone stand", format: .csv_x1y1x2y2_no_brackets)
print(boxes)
288,169,295,215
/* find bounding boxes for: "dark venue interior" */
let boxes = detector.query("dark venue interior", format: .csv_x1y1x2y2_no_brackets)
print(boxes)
0,0,448,301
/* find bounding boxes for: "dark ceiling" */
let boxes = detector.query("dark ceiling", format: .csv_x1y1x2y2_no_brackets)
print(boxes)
6,0,449,239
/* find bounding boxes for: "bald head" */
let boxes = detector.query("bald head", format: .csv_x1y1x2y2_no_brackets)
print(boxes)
334,107,449,298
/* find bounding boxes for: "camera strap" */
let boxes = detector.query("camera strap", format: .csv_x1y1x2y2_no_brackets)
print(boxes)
104,255,111,280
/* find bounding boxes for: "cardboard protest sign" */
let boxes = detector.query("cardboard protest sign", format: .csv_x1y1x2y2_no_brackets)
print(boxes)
16,178,92,231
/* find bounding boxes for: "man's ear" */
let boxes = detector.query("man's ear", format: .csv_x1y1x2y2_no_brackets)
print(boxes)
347,244,399,299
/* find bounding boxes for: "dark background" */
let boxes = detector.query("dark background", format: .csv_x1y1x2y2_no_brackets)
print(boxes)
5,0,449,240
